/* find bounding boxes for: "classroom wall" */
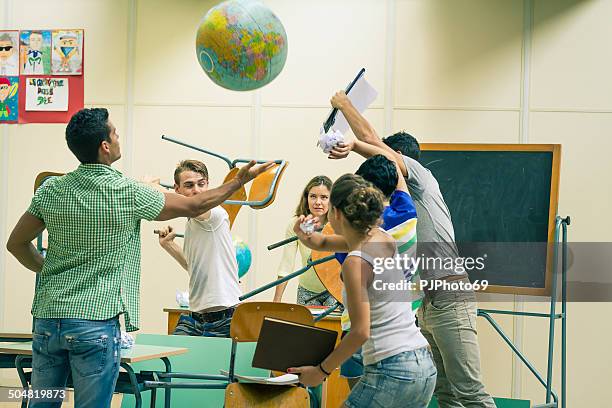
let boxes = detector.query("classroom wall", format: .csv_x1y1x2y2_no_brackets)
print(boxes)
0,0,609,405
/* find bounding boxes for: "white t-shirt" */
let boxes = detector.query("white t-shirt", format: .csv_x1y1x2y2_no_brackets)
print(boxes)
342,238,429,366
183,207,241,312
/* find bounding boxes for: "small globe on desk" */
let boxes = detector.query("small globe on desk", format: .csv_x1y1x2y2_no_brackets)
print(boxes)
234,237,252,278
195,0,288,91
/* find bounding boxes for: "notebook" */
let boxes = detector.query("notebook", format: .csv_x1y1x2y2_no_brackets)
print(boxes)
219,370,299,385
252,317,338,372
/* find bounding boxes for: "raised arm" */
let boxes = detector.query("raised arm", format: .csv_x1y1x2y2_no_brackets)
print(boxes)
155,160,274,221
351,140,409,194
330,91,409,177
330,91,380,144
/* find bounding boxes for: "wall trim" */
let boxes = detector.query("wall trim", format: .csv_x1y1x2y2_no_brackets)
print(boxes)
513,0,534,398
394,106,521,112
0,0,14,332
248,91,262,292
520,0,534,144
124,0,137,177
384,0,396,135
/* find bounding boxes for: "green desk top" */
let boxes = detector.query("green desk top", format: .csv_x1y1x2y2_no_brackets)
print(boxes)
0,342,187,364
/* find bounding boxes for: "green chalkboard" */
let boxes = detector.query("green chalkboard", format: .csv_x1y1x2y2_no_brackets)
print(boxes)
419,144,560,295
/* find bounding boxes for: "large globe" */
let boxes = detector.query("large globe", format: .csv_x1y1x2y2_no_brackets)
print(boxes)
195,0,288,91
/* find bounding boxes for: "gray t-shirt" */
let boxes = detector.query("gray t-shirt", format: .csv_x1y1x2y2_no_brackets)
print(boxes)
403,155,465,280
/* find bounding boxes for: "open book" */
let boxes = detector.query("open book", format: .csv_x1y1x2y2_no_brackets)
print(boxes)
219,370,299,385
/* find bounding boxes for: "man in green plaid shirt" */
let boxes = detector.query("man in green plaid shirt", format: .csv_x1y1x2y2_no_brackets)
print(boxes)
6,108,272,408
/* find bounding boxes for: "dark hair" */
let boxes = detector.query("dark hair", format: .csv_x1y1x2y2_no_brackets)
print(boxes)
174,160,209,185
355,155,397,199
65,108,110,164
330,174,384,234
383,131,420,161
295,175,332,217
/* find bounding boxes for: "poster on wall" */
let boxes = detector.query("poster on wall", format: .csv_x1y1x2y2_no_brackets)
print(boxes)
0,31,20,76
25,77,68,111
20,30,52,75
0,76,19,122
18,75,83,123
51,29,83,75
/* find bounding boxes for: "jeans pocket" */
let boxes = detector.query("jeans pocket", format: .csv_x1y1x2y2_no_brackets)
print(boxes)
429,293,457,311
32,333,52,372
461,300,477,331
69,335,109,377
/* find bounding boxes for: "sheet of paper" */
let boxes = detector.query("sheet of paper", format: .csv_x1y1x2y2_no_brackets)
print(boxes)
332,76,378,134
25,77,69,111
308,308,326,316
51,29,83,75
0,76,19,122
264,374,299,384
219,370,299,385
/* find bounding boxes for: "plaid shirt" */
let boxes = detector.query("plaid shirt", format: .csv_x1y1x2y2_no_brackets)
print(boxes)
27,164,165,331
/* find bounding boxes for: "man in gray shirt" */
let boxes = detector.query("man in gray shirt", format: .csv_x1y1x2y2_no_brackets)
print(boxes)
384,132,495,407
329,91,495,408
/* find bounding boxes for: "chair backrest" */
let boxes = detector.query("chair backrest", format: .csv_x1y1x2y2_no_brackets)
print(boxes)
247,161,288,209
221,167,247,228
230,302,313,342
35,171,64,191
311,223,344,303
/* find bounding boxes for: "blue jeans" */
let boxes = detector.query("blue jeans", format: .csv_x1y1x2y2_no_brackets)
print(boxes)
172,314,232,337
340,347,364,379
296,285,338,307
30,317,121,408
345,347,437,408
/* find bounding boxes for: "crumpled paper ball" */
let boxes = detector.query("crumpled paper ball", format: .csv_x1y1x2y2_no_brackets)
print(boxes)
176,290,189,308
300,219,315,234
318,128,345,154
121,331,135,349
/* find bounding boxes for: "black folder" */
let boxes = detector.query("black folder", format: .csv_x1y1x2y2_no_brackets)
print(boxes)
252,317,338,372
322,67,366,133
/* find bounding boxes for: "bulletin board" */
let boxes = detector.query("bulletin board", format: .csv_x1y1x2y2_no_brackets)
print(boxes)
0,29,84,124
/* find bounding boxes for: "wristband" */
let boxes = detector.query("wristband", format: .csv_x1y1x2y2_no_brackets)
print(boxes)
318,363,331,376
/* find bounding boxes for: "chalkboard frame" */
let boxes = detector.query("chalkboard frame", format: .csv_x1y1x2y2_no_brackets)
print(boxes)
419,143,561,296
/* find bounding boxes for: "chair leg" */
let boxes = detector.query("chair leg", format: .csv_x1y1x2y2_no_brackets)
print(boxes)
15,356,30,408
150,388,156,408
162,357,172,408
121,362,142,408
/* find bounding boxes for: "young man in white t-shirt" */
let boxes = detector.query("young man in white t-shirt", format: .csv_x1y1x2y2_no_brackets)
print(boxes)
157,160,241,337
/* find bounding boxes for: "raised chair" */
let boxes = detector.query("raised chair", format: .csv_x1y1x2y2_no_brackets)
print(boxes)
161,135,289,228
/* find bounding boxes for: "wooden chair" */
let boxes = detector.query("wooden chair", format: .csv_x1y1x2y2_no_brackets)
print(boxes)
34,171,63,190
160,135,290,228
142,302,314,407
225,383,309,408
224,302,313,408
221,167,248,228
224,160,289,210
